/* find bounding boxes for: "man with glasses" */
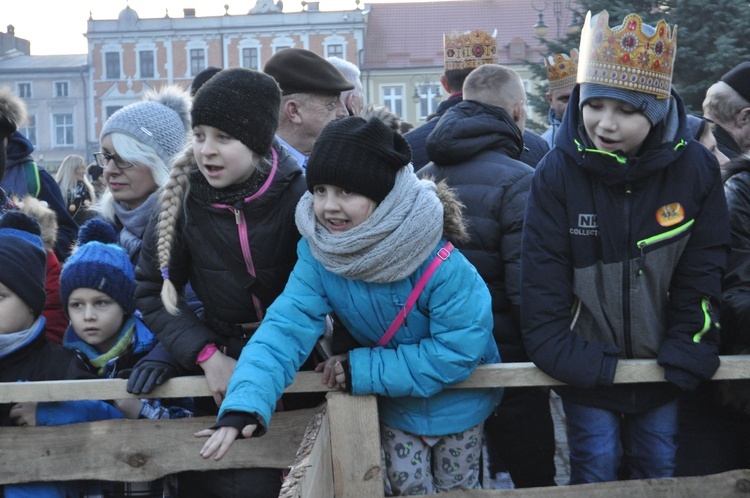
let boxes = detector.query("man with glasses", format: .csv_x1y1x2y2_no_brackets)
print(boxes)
263,48,353,172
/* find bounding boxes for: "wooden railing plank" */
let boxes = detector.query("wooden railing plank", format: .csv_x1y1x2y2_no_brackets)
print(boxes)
3,355,749,403
0,409,317,485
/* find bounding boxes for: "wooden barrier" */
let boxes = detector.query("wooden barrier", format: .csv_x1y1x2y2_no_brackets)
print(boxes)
2,356,750,496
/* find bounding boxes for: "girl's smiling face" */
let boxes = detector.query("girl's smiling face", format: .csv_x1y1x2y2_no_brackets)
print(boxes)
312,184,377,233
193,125,256,189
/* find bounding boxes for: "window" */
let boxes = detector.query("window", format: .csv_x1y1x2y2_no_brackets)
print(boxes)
20,114,36,146
17,82,32,98
417,84,441,121
139,51,155,79
327,44,344,59
381,86,403,119
53,113,74,146
105,52,120,79
105,106,123,119
190,49,206,77
54,81,69,98
275,46,290,53
242,47,259,70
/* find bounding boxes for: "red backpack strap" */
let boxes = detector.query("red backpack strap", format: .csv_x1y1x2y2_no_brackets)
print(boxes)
375,242,454,348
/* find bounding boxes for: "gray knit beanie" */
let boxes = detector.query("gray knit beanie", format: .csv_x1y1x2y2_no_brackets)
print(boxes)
100,85,191,165
580,83,671,126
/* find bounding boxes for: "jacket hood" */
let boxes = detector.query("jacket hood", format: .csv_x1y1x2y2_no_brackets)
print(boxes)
6,131,34,164
554,84,692,185
430,176,468,243
426,100,523,165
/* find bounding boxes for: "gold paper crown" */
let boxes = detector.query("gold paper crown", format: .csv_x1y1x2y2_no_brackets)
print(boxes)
444,29,498,71
577,10,677,99
545,49,579,91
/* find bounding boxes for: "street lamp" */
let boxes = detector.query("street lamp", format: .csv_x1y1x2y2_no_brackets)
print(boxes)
533,11,549,38
532,1,580,40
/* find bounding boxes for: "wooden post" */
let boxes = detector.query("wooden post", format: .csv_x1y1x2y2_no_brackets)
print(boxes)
327,392,383,498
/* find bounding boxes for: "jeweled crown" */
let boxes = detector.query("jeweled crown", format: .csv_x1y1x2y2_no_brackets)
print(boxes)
545,49,579,91
444,29,498,71
577,10,677,99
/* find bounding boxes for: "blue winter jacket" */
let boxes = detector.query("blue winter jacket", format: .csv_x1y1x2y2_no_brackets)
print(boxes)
220,238,502,437
521,86,730,413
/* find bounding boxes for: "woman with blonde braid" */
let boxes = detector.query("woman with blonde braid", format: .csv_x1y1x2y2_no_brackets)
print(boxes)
134,68,306,498
55,154,96,225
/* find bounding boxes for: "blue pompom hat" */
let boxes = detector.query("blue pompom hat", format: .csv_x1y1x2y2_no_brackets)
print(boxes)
60,219,136,316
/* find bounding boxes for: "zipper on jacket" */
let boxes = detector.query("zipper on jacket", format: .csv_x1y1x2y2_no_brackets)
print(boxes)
635,219,696,276
574,139,628,164
212,202,266,322
694,296,720,343
623,182,634,358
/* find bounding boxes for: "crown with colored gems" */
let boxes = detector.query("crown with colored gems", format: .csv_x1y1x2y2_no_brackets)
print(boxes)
545,48,579,91
577,10,677,99
444,29,498,71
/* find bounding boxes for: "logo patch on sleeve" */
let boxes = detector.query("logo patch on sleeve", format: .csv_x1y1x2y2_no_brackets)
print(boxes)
656,203,684,227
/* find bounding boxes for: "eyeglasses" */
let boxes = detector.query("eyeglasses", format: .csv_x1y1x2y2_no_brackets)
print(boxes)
93,151,135,170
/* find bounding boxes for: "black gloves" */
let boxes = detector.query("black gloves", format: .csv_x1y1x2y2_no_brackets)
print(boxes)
126,360,178,395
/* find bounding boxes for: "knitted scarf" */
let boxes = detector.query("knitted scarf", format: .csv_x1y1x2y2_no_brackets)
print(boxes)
65,317,136,378
0,317,44,359
112,191,159,263
295,166,443,283
189,168,269,206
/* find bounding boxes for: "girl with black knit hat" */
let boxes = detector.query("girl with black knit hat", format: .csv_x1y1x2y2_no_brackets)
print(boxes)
134,67,307,498
197,116,502,495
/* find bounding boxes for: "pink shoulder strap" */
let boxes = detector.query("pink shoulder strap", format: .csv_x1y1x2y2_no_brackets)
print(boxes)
375,242,454,348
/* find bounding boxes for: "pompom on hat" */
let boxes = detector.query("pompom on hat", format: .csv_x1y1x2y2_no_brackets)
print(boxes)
0,86,27,140
192,67,281,156
0,211,47,317
60,219,136,316
305,116,412,204
100,85,191,166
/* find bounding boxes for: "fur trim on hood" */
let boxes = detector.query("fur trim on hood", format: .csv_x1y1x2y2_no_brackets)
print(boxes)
16,195,58,252
429,177,468,243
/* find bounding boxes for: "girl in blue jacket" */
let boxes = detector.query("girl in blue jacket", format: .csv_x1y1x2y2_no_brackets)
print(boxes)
197,116,502,495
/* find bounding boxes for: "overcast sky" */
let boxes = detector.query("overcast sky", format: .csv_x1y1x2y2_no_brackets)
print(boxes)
3,0,417,55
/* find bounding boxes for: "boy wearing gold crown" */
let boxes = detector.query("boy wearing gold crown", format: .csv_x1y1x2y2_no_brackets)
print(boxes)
541,49,578,148
520,10,730,484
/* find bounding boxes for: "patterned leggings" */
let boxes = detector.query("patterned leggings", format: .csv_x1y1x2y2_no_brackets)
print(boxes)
381,422,484,496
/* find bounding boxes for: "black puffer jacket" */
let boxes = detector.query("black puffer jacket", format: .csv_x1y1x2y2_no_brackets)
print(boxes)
420,99,533,362
405,93,548,171
135,141,306,369
722,157,750,351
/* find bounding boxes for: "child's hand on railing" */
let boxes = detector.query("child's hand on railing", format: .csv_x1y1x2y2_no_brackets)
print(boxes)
9,402,37,427
195,423,256,461
315,353,348,390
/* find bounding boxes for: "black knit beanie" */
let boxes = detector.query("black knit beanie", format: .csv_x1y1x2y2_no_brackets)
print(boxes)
305,117,412,204
191,68,281,155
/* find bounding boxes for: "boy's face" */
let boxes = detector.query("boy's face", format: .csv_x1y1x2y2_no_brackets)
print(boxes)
68,288,126,354
312,184,377,234
546,85,574,121
0,281,35,334
582,97,652,158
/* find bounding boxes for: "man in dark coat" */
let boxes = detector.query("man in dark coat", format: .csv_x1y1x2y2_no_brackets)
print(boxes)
405,29,549,171
418,64,557,489
703,61,750,160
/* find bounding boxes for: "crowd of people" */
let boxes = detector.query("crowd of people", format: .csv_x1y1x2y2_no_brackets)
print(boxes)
1,7,750,497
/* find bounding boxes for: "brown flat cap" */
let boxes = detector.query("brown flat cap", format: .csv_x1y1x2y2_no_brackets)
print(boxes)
721,61,750,103
263,48,354,96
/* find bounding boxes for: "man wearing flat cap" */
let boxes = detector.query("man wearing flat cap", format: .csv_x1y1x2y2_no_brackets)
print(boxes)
264,48,353,171
703,61,750,160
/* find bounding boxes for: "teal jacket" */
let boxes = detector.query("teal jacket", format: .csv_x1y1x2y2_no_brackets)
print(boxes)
220,238,502,436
